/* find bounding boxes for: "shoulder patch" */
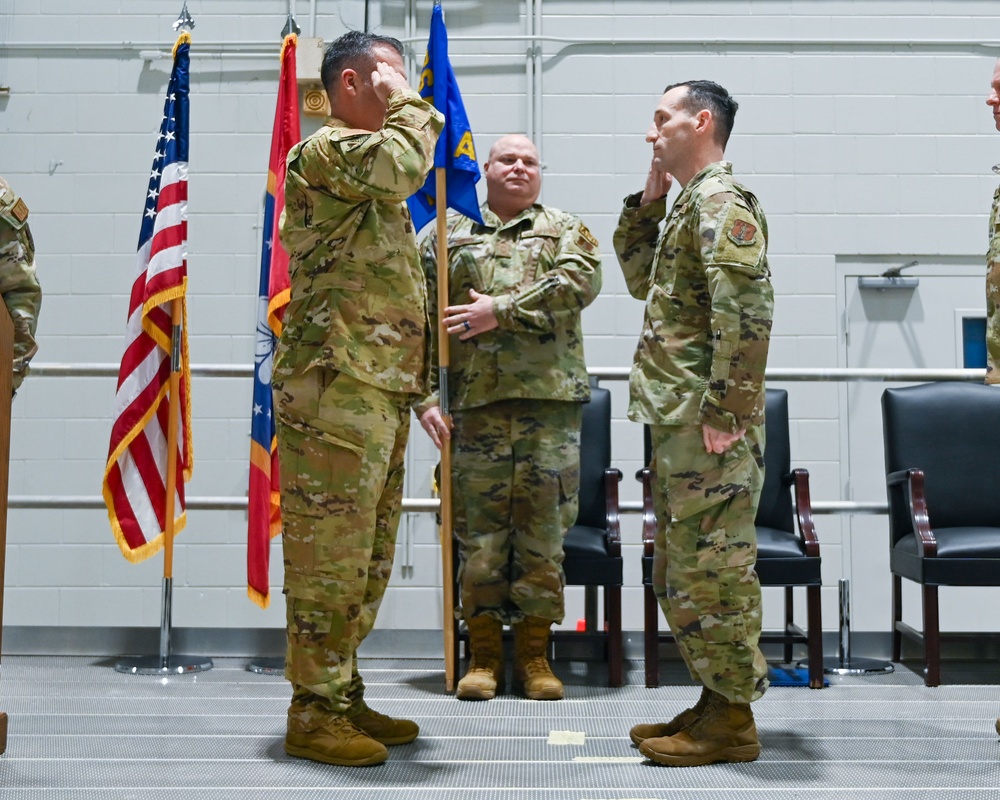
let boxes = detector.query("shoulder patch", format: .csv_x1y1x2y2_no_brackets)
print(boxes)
727,218,756,246
575,223,599,254
0,190,28,230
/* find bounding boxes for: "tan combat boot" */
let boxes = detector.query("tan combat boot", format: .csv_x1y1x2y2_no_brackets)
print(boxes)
639,690,760,767
456,615,504,700
512,616,564,700
285,716,388,767
629,685,712,745
347,699,419,745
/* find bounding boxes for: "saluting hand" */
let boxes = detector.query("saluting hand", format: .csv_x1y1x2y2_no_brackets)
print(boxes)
640,162,673,206
371,61,410,104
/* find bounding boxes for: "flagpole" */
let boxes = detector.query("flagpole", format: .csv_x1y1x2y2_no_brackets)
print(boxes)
436,168,457,692
158,297,182,662
116,299,212,676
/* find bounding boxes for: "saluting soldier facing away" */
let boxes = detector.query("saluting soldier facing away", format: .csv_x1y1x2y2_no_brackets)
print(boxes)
614,80,773,767
417,135,602,702
273,30,443,767
0,176,42,395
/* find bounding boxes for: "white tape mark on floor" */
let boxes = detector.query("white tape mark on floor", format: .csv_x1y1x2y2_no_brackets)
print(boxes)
572,756,646,763
547,729,586,745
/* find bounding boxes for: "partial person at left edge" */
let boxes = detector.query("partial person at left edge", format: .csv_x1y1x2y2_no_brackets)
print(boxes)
0,175,42,397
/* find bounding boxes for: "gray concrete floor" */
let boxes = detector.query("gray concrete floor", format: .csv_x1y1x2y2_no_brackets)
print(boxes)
0,654,998,799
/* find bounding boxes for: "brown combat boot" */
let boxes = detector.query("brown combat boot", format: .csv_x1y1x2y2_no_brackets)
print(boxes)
347,700,419,745
512,616,564,700
629,685,712,746
995,717,999,736
285,716,388,767
456,615,504,700
639,690,760,767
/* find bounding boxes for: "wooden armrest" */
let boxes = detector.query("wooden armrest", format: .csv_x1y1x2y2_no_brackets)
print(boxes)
791,468,820,557
603,468,623,557
904,468,937,557
636,466,656,557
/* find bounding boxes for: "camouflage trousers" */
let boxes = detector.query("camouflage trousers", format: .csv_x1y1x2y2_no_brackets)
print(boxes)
451,399,582,625
648,422,769,704
987,191,1000,383
274,368,411,730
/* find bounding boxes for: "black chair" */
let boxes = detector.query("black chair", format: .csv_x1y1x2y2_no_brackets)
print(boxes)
559,385,624,687
639,388,824,689
882,382,1000,687
453,385,625,687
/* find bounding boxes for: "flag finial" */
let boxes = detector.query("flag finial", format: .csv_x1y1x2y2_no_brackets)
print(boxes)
173,1,195,32
282,9,301,39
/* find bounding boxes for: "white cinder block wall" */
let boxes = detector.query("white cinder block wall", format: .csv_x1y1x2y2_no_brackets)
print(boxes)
2,0,999,643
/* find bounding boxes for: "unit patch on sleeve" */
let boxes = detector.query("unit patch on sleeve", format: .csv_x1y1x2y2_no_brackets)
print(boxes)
727,218,757,246
575,223,599,254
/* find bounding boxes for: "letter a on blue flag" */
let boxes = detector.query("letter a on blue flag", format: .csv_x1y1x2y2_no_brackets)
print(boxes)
407,2,484,232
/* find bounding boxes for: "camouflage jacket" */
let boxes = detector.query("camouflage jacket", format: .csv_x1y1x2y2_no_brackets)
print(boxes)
417,203,602,413
275,88,444,395
614,161,772,433
986,180,1000,384
0,176,42,392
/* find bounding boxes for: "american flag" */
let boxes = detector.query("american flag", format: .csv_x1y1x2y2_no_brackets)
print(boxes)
247,34,299,608
103,33,193,562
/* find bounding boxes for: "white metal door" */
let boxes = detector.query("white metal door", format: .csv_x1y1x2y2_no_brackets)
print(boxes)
842,263,993,633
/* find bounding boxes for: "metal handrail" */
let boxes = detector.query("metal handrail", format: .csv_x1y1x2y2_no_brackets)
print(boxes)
6,495,885,515
17,363,983,516
29,363,988,382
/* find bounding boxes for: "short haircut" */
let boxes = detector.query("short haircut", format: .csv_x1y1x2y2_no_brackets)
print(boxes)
320,30,404,95
663,80,739,148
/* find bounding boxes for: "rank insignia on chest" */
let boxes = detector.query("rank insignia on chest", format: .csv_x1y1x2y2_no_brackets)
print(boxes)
495,240,513,258
727,219,757,246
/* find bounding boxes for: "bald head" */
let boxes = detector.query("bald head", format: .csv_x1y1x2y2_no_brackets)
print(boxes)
484,135,542,223
988,58,1000,132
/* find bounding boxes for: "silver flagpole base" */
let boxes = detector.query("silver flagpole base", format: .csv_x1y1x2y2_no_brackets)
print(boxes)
798,578,893,676
115,655,214,675
115,577,213,675
246,656,284,675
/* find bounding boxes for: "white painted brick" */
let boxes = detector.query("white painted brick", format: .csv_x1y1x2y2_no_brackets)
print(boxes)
3,588,62,626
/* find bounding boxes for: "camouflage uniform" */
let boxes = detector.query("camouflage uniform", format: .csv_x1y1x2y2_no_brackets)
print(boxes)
0,176,41,394
986,180,1000,384
614,161,773,704
274,87,443,729
418,203,602,624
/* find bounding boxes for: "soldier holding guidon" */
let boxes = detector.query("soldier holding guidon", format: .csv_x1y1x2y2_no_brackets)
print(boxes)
418,134,602,702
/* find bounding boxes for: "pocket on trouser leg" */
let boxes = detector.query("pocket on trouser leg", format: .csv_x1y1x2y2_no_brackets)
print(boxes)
280,428,368,582
665,449,754,524
285,597,352,697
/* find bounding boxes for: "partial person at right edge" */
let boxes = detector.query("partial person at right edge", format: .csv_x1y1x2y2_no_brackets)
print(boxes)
986,57,1000,386
614,80,773,768
985,57,1000,738
0,175,42,397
